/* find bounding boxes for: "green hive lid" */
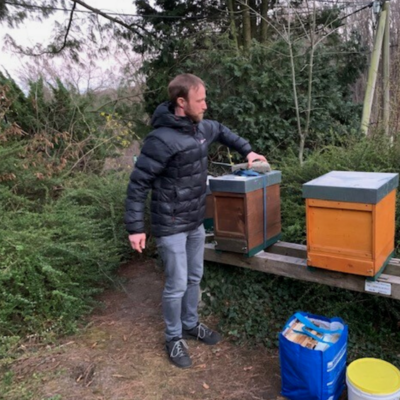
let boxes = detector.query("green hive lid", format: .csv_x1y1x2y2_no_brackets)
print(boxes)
302,171,399,204
209,171,281,193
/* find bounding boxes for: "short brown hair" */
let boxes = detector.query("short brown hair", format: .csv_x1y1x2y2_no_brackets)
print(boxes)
168,74,205,106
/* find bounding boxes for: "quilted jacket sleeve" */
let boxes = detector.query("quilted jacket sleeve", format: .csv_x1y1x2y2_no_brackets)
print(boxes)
124,136,175,234
202,120,252,158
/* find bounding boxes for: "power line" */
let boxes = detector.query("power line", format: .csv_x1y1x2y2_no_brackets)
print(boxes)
3,1,207,19
316,0,372,3
253,1,372,20
335,1,373,22
4,0,374,20
3,0,375,39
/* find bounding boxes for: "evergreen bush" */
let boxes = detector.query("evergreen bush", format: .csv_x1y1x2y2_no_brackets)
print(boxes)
0,173,132,341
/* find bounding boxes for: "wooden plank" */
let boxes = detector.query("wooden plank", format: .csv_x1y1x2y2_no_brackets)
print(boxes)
267,242,400,277
308,199,373,211
214,236,247,253
267,241,307,258
204,243,400,300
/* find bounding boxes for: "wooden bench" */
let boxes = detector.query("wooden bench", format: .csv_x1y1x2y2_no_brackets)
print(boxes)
204,241,400,300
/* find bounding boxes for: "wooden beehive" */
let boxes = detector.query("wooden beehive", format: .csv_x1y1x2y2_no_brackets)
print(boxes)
303,171,399,279
209,171,282,257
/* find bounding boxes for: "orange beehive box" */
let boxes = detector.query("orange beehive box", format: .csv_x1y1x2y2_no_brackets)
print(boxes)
303,171,399,278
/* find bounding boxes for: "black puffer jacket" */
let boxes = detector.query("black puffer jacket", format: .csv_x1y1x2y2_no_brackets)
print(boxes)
125,102,252,237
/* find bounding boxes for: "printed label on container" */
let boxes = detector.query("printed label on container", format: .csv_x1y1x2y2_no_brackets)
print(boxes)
365,280,392,296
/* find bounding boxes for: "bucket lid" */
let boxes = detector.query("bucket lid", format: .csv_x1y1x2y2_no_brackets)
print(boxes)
347,358,400,394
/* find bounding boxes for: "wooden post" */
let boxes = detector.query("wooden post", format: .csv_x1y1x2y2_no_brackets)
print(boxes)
382,0,390,138
361,8,387,135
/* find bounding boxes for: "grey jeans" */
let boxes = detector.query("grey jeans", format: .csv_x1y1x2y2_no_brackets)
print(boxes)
156,224,206,342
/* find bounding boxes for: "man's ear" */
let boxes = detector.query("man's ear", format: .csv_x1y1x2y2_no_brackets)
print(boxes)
176,97,185,109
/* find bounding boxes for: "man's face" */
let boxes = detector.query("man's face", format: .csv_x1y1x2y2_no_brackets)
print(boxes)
181,85,207,123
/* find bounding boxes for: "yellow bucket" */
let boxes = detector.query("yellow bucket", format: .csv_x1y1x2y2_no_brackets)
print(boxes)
346,358,400,400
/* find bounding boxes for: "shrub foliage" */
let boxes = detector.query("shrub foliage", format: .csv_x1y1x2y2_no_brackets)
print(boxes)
0,173,131,338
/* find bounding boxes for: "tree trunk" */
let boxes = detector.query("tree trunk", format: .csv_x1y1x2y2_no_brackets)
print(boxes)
303,2,316,160
227,0,239,51
261,0,269,43
286,11,304,165
241,0,252,51
249,0,257,40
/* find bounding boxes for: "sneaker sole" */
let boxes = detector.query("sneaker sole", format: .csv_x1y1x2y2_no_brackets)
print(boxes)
182,334,222,345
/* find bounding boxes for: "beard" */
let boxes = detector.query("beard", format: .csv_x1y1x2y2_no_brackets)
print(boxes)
185,109,204,123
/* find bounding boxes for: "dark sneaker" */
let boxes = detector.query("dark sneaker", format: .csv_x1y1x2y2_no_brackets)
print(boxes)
165,338,192,369
183,322,222,345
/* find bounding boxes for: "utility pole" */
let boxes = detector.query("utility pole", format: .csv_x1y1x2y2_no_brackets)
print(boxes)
360,1,387,135
382,0,390,138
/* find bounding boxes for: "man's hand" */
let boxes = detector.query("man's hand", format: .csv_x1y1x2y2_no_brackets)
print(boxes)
128,233,146,253
246,151,268,168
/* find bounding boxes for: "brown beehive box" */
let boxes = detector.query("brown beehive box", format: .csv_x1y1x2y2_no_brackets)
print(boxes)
209,172,282,257
203,177,214,231
303,171,399,279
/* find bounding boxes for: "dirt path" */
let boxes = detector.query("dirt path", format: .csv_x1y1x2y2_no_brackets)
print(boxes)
8,258,285,400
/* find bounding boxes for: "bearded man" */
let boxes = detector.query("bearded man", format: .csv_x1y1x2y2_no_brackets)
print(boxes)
125,73,267,368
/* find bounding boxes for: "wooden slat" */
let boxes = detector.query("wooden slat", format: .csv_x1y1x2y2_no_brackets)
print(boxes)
267,242,400,277
267,241,307,258
204,243,400,300
308,199,373,211
214,236,248,253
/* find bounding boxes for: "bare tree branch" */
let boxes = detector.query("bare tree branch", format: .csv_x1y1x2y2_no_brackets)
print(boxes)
52,0,76,55
3,0,162,58
71,0,148,40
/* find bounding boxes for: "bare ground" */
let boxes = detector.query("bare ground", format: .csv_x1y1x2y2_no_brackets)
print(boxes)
6,258,286,400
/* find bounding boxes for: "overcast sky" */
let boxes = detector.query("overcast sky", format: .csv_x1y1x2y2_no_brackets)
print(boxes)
0,1,137,78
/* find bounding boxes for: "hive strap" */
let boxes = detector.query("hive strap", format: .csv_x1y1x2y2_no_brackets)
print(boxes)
293,312,343,345
233,169,260,177
233,170,267,247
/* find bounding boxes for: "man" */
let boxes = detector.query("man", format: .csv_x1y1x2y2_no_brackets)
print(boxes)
125,73,267,368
